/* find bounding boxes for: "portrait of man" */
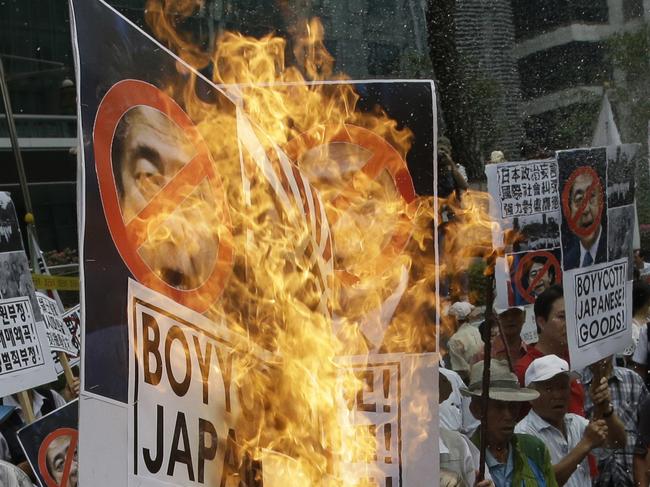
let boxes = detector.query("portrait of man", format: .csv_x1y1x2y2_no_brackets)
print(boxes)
44,433,78,487
559,149,608,271
522,255,557,299
111,105,221,291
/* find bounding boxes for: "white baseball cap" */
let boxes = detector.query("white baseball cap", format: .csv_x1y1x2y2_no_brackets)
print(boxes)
524,354,579,387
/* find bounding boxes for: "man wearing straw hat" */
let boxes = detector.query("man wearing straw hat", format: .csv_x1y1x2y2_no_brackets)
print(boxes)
462,359,558,487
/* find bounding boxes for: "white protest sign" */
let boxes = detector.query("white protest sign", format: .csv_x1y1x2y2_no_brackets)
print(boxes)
36,292,77,357
334,353,438,487
520,307,538,345
0,296,57,396
564,258,632,370
128,279,266,487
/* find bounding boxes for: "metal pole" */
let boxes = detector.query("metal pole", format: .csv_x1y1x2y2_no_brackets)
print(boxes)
0,57,33,215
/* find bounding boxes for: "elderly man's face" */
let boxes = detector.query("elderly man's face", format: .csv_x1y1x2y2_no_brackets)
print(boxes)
116,107,220,290
530,373,570,425
485,399,520,445
46,435,78,487
569,173,601,240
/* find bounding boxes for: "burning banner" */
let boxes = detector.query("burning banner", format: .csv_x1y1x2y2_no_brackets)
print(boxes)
71,0,440,486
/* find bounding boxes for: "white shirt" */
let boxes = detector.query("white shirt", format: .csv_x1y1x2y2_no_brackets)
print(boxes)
515,410,590,487
0,390,66,462
579,226,601,267
439,367,480,436
633,324,648,365
439,428,491,486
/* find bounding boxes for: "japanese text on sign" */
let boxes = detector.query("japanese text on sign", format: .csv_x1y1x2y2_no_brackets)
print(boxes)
0,297,45,375
497,161,560,218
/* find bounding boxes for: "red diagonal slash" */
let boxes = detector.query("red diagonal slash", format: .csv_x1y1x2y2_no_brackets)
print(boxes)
514,251,562,304
562,166,604,238
283,124,417,283
93,79,233,312
38,427,78,487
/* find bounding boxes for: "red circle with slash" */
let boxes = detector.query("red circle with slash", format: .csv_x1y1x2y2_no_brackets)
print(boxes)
93,79,233,313
561,166,604,238
283,124,417,283
38,427,78,487
514,251,562,304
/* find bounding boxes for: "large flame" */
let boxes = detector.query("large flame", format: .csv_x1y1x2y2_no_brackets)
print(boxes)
133,2,497,484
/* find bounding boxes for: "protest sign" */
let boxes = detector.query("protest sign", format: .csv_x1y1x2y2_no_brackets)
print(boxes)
127,279,267,487
488,146,638,367
36,293,76,357
563,259,632,370
17,399,78,487
72,0,437,485
0,296,57,397
60,306,81,371
0,193,23,253
335,354,438,487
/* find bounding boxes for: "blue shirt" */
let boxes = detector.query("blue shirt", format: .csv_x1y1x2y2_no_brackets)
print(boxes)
486,446,514,487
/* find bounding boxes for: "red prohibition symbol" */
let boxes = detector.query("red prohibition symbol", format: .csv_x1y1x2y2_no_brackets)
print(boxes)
283,124,417,283
561,166,604,238
514,250,562,304
37,427,78,487
93,79,234,313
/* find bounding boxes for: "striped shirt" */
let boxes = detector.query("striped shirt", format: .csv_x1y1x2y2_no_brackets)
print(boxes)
582,366,649,487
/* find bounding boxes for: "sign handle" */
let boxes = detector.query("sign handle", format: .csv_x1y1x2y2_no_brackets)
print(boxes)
17,391,35,424
58,352,76,390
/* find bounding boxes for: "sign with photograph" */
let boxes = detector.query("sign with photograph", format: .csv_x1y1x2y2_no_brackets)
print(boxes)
71,0,438,485
17,400,78,487
0,193,23,254
487,145,640,368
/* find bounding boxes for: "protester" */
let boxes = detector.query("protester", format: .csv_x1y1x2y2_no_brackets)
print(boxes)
476,307,527,366
438,136,469,200
439,371,493,487
0,388,66,476
582,356,647,486
515,285,586,416
462,359,558,487
635,249,650,280
440,366,481,436
634,397,650,487
632,283,650,383
623,281,650,364
0,460,31,487
516,355,626,487
447,301,483,382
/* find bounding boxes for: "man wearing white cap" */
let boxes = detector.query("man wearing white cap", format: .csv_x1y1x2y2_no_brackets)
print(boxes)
516,355,626,487
463,360,558,487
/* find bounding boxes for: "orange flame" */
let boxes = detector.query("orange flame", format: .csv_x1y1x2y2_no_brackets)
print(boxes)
134,4,498,484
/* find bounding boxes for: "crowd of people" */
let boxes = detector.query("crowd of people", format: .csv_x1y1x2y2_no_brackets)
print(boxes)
440,269,650,487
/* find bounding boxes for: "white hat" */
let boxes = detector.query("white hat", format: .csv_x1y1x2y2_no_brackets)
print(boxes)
447,301,475,320
524,355,579,387
490,151,505,164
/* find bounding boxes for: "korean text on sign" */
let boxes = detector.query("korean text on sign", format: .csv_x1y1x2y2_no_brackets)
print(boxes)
0,297,45,375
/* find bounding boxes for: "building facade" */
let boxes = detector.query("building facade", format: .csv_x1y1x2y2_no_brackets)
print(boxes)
513,0,650,152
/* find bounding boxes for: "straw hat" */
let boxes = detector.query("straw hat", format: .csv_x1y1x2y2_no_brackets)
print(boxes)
460,359,539,402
